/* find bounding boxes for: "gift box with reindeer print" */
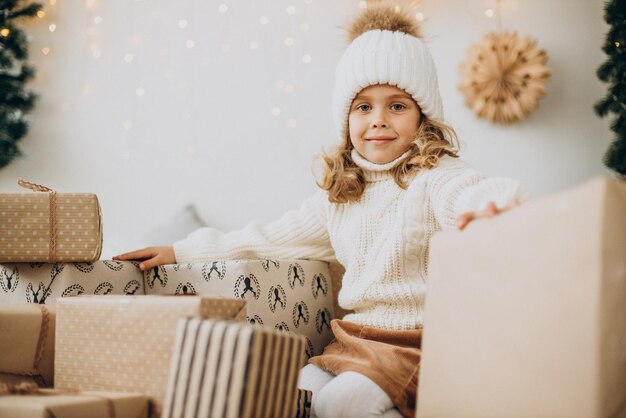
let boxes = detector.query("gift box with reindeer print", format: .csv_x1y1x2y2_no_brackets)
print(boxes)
0,260,144,306
142,259,336,359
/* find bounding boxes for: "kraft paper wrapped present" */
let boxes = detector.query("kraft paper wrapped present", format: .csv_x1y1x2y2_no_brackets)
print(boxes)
0,260,144,306
144,259,335,358
0,180,102,263
417,177,626,418
0,304,55,386
162,318,306,418
0,387,149,418
55,295,247,415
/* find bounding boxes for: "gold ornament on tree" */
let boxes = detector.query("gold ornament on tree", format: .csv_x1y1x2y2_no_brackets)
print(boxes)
459,2,551,124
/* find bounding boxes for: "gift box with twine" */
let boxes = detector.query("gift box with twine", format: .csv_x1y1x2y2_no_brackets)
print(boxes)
0,180,102,263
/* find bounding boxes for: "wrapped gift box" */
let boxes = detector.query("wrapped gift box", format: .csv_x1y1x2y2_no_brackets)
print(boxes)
0,260,144,306
0,181,102,263
417,177,626,418
0,305,55,386
162,318,306,418
144,259,335,358
55,295,247,415
0,389,148,418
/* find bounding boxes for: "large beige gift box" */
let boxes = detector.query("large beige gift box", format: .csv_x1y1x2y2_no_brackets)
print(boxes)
417,177,626,418
0,260,144,306
0,305,55,386
143,259,336,358
54,295,247,415
0,389,149,418
0,181,102,263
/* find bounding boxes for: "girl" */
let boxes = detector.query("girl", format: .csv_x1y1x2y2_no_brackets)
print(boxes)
115,3,526,417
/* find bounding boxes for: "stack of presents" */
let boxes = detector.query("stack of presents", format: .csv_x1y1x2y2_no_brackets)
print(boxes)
1,176,625,418
0,181,329,417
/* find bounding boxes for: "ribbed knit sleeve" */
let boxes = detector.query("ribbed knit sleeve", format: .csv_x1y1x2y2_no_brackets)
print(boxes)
429,157,530,230
173,190,335,263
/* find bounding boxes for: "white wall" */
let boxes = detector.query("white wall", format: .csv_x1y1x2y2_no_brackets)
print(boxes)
0,0,613,258
424,0,613,193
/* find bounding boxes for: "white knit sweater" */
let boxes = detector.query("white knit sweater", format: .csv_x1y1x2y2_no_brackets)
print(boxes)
174,150,528,330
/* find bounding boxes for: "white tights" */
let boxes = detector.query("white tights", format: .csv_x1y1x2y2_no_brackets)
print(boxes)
298,364,404,418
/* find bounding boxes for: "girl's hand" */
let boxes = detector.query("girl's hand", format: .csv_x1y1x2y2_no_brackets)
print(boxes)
457,199,519,231
113,246,176,271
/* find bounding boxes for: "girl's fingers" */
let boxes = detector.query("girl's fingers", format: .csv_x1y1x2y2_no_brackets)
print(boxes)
507,198,520,210
458,203,496,230
113,248,156,261
458,199,520,231
138,256,160,271
485,201,498,216
457,213,474,230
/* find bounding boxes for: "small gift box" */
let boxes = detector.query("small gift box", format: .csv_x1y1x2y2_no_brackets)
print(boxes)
0,260,144,306
0,304,55,386
143,259,336,358
0,384,149,418
417,177,626,418
0,180,102,263
162,317,307,418
54,295,247,415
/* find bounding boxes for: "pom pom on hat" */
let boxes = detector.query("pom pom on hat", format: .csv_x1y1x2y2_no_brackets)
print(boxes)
346,1,422,42
332,1,444,142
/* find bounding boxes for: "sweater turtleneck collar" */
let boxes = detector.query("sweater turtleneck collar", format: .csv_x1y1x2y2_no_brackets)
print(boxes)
351,149,412,183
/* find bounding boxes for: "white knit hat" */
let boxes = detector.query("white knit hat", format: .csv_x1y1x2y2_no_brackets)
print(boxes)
332,6,444,141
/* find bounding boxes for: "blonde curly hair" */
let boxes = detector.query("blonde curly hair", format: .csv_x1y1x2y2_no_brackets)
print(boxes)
316,115,460,204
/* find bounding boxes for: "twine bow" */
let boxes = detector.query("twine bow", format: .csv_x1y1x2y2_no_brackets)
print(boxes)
17,180,58,263
33,305,50,380
0,305,50,387
0,382,42,395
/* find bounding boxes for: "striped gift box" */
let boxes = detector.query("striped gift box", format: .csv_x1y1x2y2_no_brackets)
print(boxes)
163,318,307,418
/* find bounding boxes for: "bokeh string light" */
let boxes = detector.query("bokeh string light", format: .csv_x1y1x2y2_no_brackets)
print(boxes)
33,0,330,155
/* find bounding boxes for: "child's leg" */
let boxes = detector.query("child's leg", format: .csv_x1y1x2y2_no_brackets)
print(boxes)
298,363,334,417
298,363,334,392
313,371,403,418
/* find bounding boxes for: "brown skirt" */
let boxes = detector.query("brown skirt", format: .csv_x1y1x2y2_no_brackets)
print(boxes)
309,319,422,418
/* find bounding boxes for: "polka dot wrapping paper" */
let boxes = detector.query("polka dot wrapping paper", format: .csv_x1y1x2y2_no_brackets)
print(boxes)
0,192,103,263
54,295,247,416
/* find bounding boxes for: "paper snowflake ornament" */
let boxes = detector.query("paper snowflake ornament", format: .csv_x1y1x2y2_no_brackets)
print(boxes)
459,31,551,124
